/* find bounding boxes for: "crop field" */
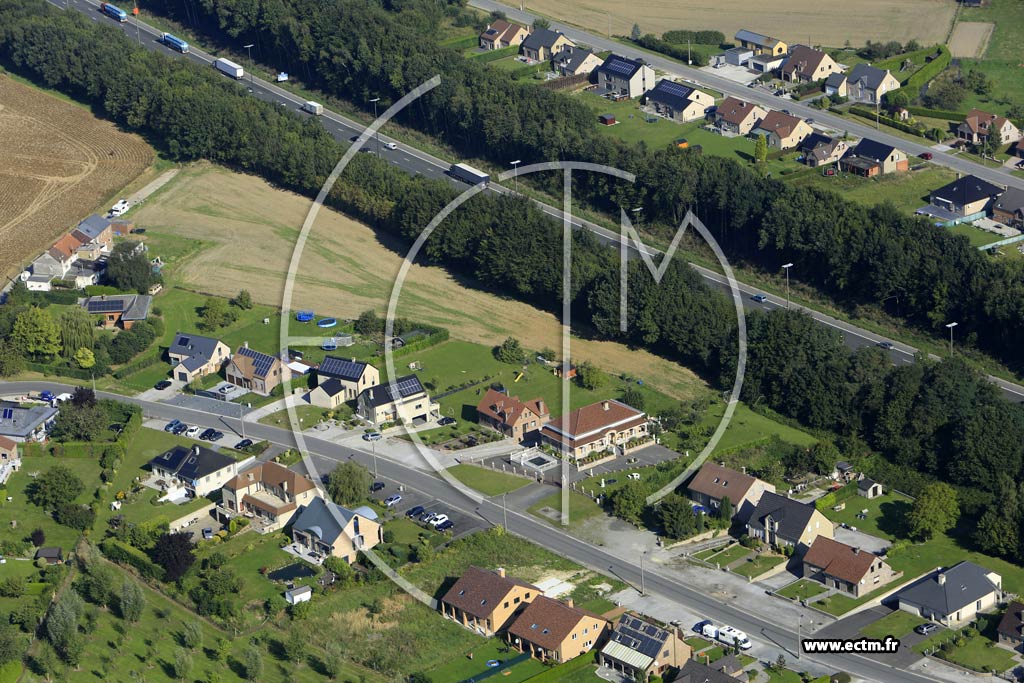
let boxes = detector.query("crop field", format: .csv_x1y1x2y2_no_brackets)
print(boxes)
130,163,709,401
529,0,956,49
0,75,153,280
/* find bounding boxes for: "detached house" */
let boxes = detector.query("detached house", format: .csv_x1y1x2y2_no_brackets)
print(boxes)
599,613,691,680
595,54,656,99
33,233,84,280
291,496,382,564
714,97,767,135
148,444,248,498
167,332,230,384
0,401,57,443
687,463,775,522
0,435,19,486
958,109,1021,146
802,537,901,597
226,345,290,396
479,19,529,50
221,461,317,532
780,45,841,83
798,133,849,167
752,110,813,149
540,399,647,461
440,566,539,636
554,48,602,77
840,138,909,177
746,491,833,552
476,389,549,443
80,294,152,330
357,374,439,426
520,28,574,62
997,601,1024,652
312,357,380,401
928,174,1004,218
844,64,900,104
734,29,787,56
993,187,1024,227
645,80,715,122
896,561,1002,627
70,214,114,253
506,596,608,663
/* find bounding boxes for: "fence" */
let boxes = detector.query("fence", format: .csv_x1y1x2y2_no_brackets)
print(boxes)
540,73,591,90
979,234,1024,251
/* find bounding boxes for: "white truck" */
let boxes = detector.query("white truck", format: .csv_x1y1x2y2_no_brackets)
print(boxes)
701,622,752,650
302,101,324,116
213,58,244,79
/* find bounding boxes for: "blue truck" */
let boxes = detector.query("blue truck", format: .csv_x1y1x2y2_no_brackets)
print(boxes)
99,2,128,22
160,33,189,53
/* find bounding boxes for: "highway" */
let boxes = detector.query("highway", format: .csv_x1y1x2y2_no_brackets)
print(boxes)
48,0,1024,405
1,380,943,683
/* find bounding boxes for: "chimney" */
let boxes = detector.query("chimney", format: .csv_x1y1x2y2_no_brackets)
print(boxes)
602,401,610,411
938,573,946,586
243,341,248,348
496,567,506,578
368,389,374,400
565,598,574,608
351,357,356,363
852,547,860,555
741,466,746,474
536,400,546,415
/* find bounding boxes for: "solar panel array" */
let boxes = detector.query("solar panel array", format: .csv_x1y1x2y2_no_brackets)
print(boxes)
612,615,668,657
86,299,125,314
602,56,639,77
177,336,191,347
394,375,423,398
1,408,13,420
656,80,694,100
319,356,366,381
239,346,276,378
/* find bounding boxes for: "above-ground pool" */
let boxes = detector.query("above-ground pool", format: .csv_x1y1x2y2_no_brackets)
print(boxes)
296,311,315,322
317,317,337,328
322,338,338,351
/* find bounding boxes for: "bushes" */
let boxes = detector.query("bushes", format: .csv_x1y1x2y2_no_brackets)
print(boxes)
904,105,962,121
112,349,163,379
662,29,725,45
99,538,165,581
905,45,951,91
849,107,926,137
631,34,708,66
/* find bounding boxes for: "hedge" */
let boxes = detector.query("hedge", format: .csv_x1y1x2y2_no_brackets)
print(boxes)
99,538,165,581
874,45,942,83
84,284,122,297
904,105,963,121
24,362,93,380
120,408,143,443
631,34,708,67
815,481,858,511
904,45,951,90
112,348,164,379
662,29,725,45
392,328,449,357
849,107,926,137
469,45,518,63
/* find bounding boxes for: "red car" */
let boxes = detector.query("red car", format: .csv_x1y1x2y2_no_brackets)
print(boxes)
919,152,933,160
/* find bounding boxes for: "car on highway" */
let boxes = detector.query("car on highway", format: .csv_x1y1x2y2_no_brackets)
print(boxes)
349,135,359,142
234,439,253,450
371,481,386,492
384,142,397,150
172,423,189,435
199,428,217,441
359,146,373,153
362,432,383,442
436,519,454,532
914,622,940,636
384,494,402,507
438,417,456,426
154,380,172,390
877,341,895,350
186,425,201,437
919,152,933,160
751,294,768,303
406,505,425,518
429,514,449,527
164,419,182,432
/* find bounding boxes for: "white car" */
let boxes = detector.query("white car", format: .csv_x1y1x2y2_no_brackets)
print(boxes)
429,514,450,527
109,199,130,216
384,494,402,507
185,425,201,437
384,142,398,150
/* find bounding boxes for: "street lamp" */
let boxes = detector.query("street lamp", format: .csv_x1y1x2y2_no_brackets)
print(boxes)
369,97,381,155
243,44,254,90
945,321,958,356
640,552,646,596
372,437,378,478
781,263,794,309
632,207,643,232
510,160,521,192
796,613,803,659
502,492,508,531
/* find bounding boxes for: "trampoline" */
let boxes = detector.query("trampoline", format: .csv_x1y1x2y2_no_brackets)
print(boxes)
317,317,338,328
296,311,315,322
322,338,338,351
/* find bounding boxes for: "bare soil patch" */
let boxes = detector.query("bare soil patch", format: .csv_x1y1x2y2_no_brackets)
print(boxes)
948,22,994,58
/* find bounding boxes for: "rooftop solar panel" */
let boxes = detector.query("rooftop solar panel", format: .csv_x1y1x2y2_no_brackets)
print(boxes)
86,299,125,313
1,408,13,420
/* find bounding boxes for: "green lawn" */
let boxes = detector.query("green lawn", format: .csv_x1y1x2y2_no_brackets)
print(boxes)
446,465,531,496
257,404,329,427
685,636,713,650
425,639,548,683
821,491,914,541
577,459,691,498
961,0,1024,63
784,165,957,215
732,554,786,578
860,610,926,640
947,223,1005,248
701,402,818,454
706,544,752,567
692,548,718,560
776,579,828,602
764,668,806,683
913,615,1017,672
527,490,607,529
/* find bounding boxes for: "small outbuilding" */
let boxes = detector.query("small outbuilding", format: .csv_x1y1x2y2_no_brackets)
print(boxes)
598,114,616,126
284,585,313,605
35,547,63,565
857,477,882,499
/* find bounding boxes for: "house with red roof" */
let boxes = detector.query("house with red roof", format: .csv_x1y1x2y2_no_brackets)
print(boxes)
476,389,549,443
802,536,901,597
540,399,647,460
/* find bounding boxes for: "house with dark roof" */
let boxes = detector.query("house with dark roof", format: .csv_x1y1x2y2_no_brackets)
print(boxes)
148,444,248,497
746,491,833,551
798,133,849,167
895,561,1002,626
752,110,813,150
595,54,655,99
34,547,64,565
357,374,438,426
476,389,549,443
802,537,901,597
958,109,1020,147
724,46,754,67
507,596,608,663
290,496,382,564
540,399,647,461
997,601,1024,652
928,174,1004,217
79,294,152,330
687,463,775,522
313,356,380,401
168,332,230,384
993,187,1024,227
845,64,900,104
553,48,602,77
677,658,745,683
645,79,715,122
440,566,540,636
0,401,57,443
221,461,318,532
714,97,767,135
780,45,841,83
226,345,289,396
70,214,114,253
520,28,574,62
840,138,909,177
479,19,529,51
598,613,691,680
734,29,787,56
824,72,848,97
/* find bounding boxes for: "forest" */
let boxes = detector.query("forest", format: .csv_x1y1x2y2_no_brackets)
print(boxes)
1,0,1023,564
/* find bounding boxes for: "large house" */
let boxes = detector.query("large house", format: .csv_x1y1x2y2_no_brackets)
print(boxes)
290,496,382,564
844,64,900,104
802,537,901,597
714,97,766,135
32,232,84,281
595,54,656,99
780,45,840,83
993,187,1024,227
645,80,715,123
440,566,540,636
798,133,849,167
540,399,647,461
958,109,1021,146
506,596,608,663
476,389,549,443
598,613,691,680
520,28,574,62
746,491,833,551
221,461,317,532
752,110,812,150
314,357,379,399
840,138,909,177
553,48,602,77
226,345,290,396
734,29,787,56
997,601,1024,652
79,294,152,330
0,401,57,443
356,374,439,426
928,175,1004,218
148,444,249,498
70,214,114,253
167,332,230,384
895,562,1002,627
687,463,775,522
479,20,529,51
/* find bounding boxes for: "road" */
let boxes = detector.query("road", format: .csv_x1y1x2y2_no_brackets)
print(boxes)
469,0,1024,194
2,380,942,683
48,0,1024,403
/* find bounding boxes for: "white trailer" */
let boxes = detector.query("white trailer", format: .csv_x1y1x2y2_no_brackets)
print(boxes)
213,58,244,79
701,622,752,650
302,101,324,115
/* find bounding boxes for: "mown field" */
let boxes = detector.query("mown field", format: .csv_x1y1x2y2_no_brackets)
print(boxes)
0,74,153,281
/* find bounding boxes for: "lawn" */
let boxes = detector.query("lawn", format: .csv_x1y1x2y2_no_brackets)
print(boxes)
257,404,329,427
195,530,297,606
528,490,607,529
577,459,691,498
947,223,1004,248
685,636,712,650
731,553,786,578
860,610,926,640
784,165,957,215
700,402,817,454
913,615,1018,672
821,491,914,541
706,544,752,567
425,639,547,683
691,548,718,560
446,464,531,496
775,579,827,602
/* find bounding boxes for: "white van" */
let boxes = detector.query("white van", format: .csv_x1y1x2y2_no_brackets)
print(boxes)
109,199,130,217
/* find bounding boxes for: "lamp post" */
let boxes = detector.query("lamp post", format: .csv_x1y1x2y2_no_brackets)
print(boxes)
782,262,794,309
372,438,378,478
632,207,643,232
369,97,381,155
946,321,958,356
640,552,646,596
796,613,803,659
510,160,521,192
502,492,508,531
243,43,254,90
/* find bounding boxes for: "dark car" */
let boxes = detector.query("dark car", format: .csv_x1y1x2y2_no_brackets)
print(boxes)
172,423,189,435
371,481,386,492
164,419,182,432
919,152,933,160
199,428,217,441
436,520,454,532
438,417,457,427
877,341,895,350
693,619,713,633
209,430,224,441
349,135,359,142
154,380,172,390
234,438,254,450
406,505,425,518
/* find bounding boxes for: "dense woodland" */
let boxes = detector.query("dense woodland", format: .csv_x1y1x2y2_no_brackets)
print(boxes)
2,0,1024,564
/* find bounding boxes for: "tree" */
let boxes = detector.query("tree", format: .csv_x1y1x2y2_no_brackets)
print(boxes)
322,644,345,679
327,461,372,507
54,503,95,531
494,336,525,364
199,297,236,331
609,481,648,525
719,495,733,521
322,556,355,586
172,648,193,681
118,578,145,622
181,620,203,650
243,645,263,681
73,347,95,369
50,399,105,442
354,310,382,336
532,17,550,30
283,629,307,664
964,68,991,96
0,623,21,665
30,528,46,547
0,576,25,598
885,89,910,110
621,385,645,410
45,589,83,662
576,361,606,390
59,308,94,360
408,674,433,683
152,532,196,582
658,494,696,539
908,482,959,540
753,134,768,164
105,241,157,293
0,340,26,378
232,289,254,309
11,307,61,360
631,23,642,40
29,465,85,511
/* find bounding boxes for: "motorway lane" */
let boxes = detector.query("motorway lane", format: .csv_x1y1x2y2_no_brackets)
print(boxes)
468,0,1024,194
1,380,940,682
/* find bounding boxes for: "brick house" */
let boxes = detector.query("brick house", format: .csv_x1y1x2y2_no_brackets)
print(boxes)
440,566,539,636
476,388,549,443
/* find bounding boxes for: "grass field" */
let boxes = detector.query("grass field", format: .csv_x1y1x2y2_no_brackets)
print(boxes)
784,165,957,215
701,402,818,453
776,579,827,601
860,610,925,640
954,0,1024,115
0,75,153,282
258,404,329,427
705,543,751,567
732,553,786,578
947,223,1004,248
528,489,608,528
821,491,913,541
447,465,531,496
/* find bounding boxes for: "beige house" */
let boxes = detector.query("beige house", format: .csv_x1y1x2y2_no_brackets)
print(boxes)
520,28,574,62
929,174,1005,217
803,537,902,598
841,138,909,177
645,79,715,122
314,357,380,400
148,444,250,498
753,110,813,150
595,54,656,99
735,29,787,56
798,133,849,167
714,97,767,135
599,614,691,680
845,63,900,104
440,566,539,636
780,45,840,83
168,332,230,384
479,20,529,50
507,596,608,663
476,389,549,443
220,461,317,533
958,109,1021,146
226,345,290,396
540,399,647,460
0,435,20,487
896,562,1002,627
687,463,775,522
290,496,382,564
356,374,439,426
553,48,602,77
746,492,833,552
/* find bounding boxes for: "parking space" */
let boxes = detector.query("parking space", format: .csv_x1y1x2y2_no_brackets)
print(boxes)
179,509,223,543
366,481,483,537
144,418,249,450
568,443,682,482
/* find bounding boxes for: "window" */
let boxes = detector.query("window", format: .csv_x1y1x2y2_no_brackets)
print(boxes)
514,597,520,604
504,601,509,609
572,633,577,640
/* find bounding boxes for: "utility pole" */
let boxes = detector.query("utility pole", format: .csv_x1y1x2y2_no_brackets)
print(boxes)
632,207,643,232
796,613,802,659
370,97,381,155
640,552,646,596
243,43,254,90
133,3,141,46
782,262,793,309
239,401,246,440
687,39,691,65
510,160,521,192
502,492,508,531
372,438,378,478
946,321,958,356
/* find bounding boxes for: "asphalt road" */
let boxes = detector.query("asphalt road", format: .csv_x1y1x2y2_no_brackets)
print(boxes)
46,0,1024,404
2,380,942,683
469,0,1024,194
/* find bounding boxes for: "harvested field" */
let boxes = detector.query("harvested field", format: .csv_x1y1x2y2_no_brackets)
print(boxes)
948,22,994,58
536,0,956,48
0,75,153,279
130,163,709,401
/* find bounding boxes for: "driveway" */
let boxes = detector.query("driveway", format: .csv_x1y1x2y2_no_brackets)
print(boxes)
815,607,928,669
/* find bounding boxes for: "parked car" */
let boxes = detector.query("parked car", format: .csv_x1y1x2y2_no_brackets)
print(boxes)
438,417,456,426
154,380,173,390
234,438,253,450
202,528,214,540
199,428,217,441
384,494,402,507
348,135,359,142
429,514,449,527
186,425,201,437
420,511,438,524
164,419,182,432
371,481,386,492
915,622,940,636
109,199,130,217
209,430,224,441
919,152,933,160
172,423,189,435
406,505,425,518
693,619,713,633
363,432,383,442
436,520,454,532
751,294,768,303
384,142,398,150
877,341,895,350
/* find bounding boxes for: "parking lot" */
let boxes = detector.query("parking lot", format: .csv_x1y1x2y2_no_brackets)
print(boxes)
143,417,249,450
164,393,253,418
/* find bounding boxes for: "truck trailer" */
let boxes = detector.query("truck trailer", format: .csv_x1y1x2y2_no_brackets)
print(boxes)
160,33,189,53
213,58,244,79
99,2,128,21
302,101,324,115
449,163,490,186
